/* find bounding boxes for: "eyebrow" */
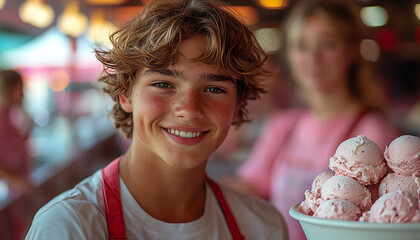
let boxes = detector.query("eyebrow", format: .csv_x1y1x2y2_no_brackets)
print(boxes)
143,68,235,83
143,69,184,78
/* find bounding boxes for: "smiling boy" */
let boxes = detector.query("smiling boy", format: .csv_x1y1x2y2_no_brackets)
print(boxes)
26,0,289,239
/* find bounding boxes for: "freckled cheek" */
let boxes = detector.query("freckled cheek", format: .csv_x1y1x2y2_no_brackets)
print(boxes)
133,94,170,134
207,102,237,126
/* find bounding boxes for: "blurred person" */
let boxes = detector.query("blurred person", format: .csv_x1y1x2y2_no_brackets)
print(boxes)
214,56,293,162
225,0,401,239
26,0,289,239
0,70,33,240
0,70,32,195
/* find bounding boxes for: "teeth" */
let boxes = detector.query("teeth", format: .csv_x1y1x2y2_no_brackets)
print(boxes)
166,128,203,138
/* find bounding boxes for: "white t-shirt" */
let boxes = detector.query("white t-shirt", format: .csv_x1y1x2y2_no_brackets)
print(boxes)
26,170,288,239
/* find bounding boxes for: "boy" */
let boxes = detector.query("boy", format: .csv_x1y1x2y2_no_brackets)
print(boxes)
26,0,289,239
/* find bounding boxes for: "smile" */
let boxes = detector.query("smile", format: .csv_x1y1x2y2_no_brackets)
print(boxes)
165,128,205,138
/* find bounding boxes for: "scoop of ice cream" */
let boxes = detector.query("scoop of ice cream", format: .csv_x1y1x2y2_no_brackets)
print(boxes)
378,173,420,199
298,196,314,215
329,135,387,186
360,190,420,223
299,188,321,215
311,170,335,191
384,135,420,177
314,199,361,221
321,175,372,212
299,171,336,215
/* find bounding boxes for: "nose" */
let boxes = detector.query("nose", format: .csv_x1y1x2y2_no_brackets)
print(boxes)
306,47,322,63
173,89,204,121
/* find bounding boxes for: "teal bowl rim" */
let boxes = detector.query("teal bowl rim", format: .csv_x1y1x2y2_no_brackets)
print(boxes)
289,203,420,230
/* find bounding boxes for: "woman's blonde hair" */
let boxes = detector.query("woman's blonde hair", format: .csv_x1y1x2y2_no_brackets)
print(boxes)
96,0,267,138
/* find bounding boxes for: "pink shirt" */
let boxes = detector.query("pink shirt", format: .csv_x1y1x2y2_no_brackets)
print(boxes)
238,108,400,240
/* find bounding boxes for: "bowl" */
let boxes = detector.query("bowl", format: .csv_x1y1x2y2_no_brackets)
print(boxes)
289,203,420,240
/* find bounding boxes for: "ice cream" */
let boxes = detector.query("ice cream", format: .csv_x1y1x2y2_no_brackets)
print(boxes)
360,190,420,223
298,171,335,215
314,199,361,221
311,170,335,191
296,134,420,224
329,135,387,186
366,182,380,203
300,175,372,214
378,173,420,199
384,135,420,177
320,175,372,212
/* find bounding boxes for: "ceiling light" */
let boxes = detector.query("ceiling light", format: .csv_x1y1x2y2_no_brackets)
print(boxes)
360,6,388,27
257,0,289,9
255,28,283,54
58,1,88,38
0,0,5,11
87,9,117,46
18,0,55,28
415,4,420,21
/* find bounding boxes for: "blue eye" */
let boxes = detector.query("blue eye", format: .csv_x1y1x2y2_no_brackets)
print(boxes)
152,82,172,88
205,87,226,94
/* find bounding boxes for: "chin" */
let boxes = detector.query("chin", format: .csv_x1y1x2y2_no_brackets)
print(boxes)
162,153,208,170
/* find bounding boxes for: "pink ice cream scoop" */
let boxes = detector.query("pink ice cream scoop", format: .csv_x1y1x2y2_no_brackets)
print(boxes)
329,135,387,186
360,190,420,223
378,173,420,199
311,170,335,191
299,171,335,215
314,199,361,221
384,135,420,177
321,175,372,212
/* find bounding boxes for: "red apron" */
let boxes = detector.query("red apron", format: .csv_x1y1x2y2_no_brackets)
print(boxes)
101,158,245,240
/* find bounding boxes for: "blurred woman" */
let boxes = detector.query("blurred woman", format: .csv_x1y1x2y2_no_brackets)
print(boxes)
0,70,32,195
0,70,32,240
229,0,400,239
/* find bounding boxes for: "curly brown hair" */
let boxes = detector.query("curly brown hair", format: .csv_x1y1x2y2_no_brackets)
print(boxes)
96,0,267,139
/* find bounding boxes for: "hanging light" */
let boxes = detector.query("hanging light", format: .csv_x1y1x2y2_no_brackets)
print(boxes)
415,4,420,21
360,39,380,62
254,28,283,54
256,0,289,9
0,0,5,11
18,0,55,28
87,9,117,46
58,1,88,38
360,6,388,27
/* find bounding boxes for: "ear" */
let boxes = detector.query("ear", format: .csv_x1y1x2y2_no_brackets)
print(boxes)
119,90,133,113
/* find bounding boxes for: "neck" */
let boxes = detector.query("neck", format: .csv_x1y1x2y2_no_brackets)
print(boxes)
306,87,363,119
119,146,207,223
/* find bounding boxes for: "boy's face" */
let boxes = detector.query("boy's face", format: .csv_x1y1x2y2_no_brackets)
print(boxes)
120,35,239,169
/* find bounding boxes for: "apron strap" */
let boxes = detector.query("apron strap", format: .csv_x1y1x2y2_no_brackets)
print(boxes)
101,157,244,240
205,174,245,240
101,157,127,240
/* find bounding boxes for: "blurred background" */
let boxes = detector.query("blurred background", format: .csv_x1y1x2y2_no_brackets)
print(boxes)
0,0,419,239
